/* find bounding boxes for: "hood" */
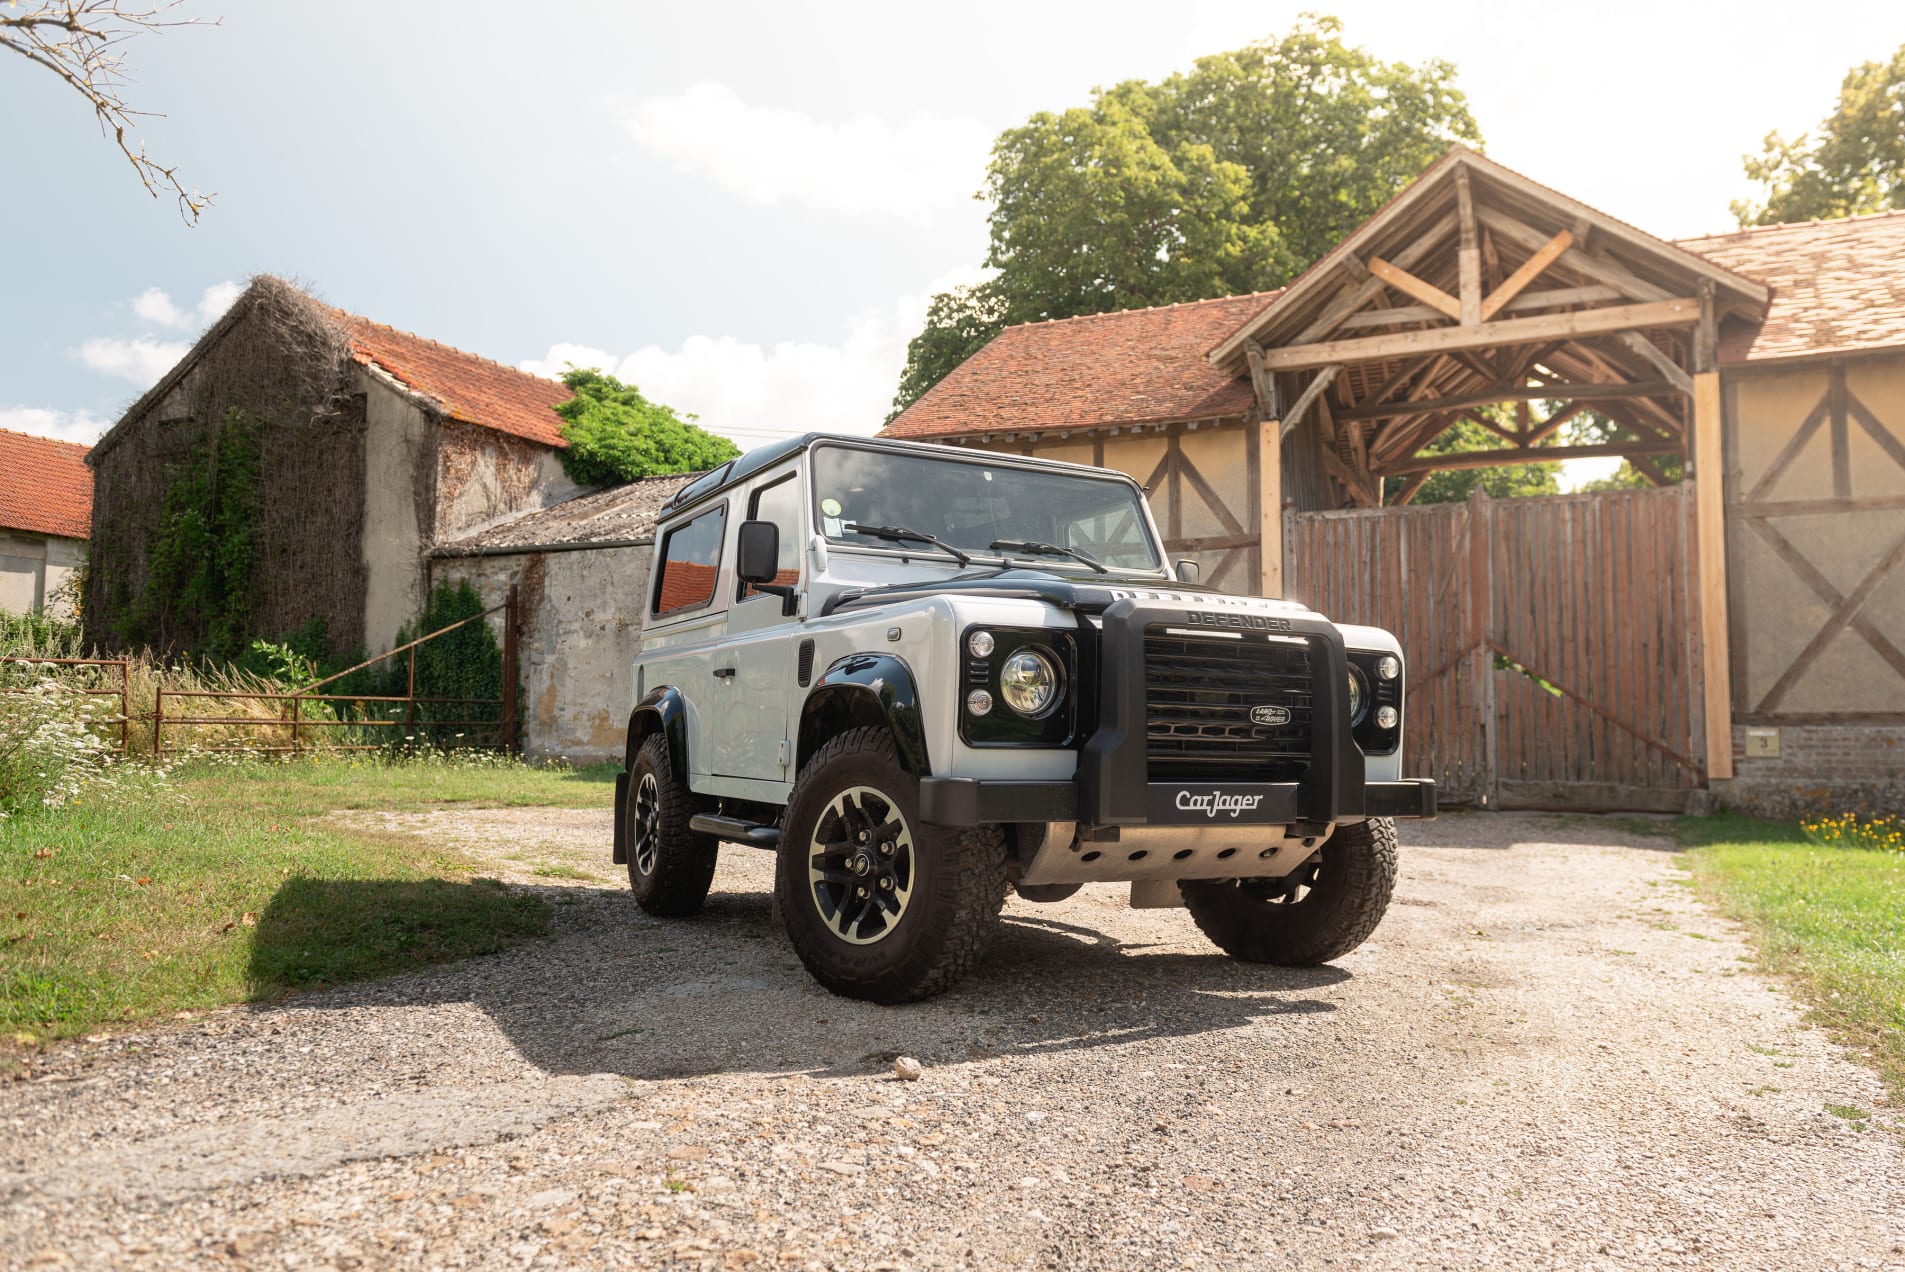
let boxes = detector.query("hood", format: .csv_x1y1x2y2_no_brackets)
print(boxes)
820,568,1308,619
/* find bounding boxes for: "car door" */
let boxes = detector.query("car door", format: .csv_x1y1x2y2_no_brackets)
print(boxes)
713,466,805,782
643,501,731,778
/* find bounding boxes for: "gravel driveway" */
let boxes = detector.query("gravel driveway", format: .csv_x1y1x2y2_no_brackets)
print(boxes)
3,811,1900,1271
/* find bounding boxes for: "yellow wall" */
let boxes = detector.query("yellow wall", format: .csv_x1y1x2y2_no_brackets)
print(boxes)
1726,352,1905,717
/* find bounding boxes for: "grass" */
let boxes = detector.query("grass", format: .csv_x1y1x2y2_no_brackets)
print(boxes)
1,753,617,1048
1678,812,1905,1102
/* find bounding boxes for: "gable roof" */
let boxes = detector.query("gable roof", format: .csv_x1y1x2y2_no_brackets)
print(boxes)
881,291,1280,442
0,428,91,540
91,277,572,464
1209,145,1771,370
1672,211,1905,363
333,309,571,448
432,472,697,554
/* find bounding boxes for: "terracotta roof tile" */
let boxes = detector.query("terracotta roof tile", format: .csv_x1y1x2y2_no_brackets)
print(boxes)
880,292,1280,441
1672,211,1905,363
0,428,91,541
332,311,573,448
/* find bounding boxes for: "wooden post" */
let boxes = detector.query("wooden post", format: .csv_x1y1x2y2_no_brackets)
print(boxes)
152,683,162,757
291,694,301,751
1255,420,1283,597
405,646,417,742
502,583,521,753
1692,369,1733,781
1456,167,1481,327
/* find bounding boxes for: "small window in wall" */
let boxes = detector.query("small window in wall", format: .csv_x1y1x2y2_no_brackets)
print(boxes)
653,504,727,616
740,474,803,602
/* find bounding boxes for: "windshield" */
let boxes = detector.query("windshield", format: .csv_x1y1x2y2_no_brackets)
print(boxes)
811,444,1163,572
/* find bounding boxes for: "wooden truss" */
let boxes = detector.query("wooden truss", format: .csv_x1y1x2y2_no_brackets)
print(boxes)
1223,151,1768,511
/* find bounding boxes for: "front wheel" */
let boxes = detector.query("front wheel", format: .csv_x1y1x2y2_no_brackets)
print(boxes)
625,732,718,916
1179,817,1398,965
775,727,1007,1003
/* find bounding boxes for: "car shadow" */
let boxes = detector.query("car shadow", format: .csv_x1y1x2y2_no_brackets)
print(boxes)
253,877,1350,1082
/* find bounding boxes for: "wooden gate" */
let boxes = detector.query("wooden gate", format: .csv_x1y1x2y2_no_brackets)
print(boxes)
1286,486,1705,811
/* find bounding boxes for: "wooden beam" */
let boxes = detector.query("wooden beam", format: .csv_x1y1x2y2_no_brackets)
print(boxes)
1279,365,1342,439
1338,377,1679,423
1693,277,1718,374
1367,257,1461,320
1616,331,1694,395
1318,440,1380,507
1456,169,1481,326
1691,370,1732,780
1377,439,1680,477
1245,344,1278,420
1337,284,1625,330
1480,229,1574,321
1522,400,1591,446
1475,206,1673,303
1253,298,1701,373
1389,471,1432,506
1463,408,1522,445
1255,419,1282,597
1285,213,1460,347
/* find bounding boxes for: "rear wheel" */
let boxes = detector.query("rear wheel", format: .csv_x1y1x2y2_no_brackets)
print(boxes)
625,732,718,916
1179,817,1398,965
776,727,1007,1003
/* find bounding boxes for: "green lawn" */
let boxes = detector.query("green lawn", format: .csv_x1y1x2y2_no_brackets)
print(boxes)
1679,814,1905,1101
2,755,618,1049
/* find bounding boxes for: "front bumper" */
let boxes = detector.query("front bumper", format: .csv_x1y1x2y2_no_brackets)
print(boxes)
922,595,1437,830
920,775,1436,827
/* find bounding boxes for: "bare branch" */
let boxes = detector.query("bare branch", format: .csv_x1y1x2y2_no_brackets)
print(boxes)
1,0,217,223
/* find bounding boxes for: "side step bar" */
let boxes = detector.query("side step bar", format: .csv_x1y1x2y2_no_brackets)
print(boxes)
688,813,780,849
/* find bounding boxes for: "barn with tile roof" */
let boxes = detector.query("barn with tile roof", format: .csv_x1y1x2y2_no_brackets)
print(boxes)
886,147,1905,815
86,275,594,663
0,428,93,618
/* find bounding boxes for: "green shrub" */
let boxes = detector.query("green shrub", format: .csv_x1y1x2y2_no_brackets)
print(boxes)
553,368,738,487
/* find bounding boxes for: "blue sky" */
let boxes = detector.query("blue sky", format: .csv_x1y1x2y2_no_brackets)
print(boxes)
6,0,1903,458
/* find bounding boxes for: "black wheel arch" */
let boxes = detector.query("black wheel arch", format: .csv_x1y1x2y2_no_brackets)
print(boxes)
617,686,692,865
797,653,931,777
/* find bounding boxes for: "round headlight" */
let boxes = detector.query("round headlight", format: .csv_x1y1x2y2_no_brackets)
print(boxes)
1375,705,1399,730
967,630,995,658
1375,654,1400,681
1346,666,1370,726
966,689,993,716
999,647,1060,717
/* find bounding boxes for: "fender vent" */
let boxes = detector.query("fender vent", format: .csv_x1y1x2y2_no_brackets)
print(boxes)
796,639,816,687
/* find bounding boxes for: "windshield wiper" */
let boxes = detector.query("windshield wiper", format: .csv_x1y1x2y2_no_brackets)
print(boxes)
989,538,1109,574
845,522,972,567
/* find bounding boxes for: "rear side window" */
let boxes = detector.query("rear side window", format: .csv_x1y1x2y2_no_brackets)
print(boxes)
653,504,727,616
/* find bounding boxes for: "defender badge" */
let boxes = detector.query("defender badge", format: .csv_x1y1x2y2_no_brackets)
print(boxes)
1250,704,1292,726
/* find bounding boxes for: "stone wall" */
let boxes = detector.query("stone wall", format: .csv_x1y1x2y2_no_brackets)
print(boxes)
432,542,653,764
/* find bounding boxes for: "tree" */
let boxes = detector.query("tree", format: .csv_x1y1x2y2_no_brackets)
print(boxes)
1,0,214,221
1733,42,1905,226
890,15,1481,417
553,369,739,488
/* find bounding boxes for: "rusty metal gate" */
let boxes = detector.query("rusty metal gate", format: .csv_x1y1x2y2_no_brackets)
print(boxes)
1286,486,1705,811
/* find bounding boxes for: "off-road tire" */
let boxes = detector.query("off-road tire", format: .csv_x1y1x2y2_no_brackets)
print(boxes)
1179,817,1398,965
625,732,718,917
776,726,1007,1003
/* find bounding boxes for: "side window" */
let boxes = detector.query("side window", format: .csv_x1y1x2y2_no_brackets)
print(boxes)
739,474,803,602
652,504,727,616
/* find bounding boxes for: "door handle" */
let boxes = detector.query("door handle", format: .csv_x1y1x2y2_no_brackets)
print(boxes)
711,667,737,679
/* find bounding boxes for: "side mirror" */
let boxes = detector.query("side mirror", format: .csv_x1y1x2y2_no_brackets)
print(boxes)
1175,559,1201,584
737,519,780,584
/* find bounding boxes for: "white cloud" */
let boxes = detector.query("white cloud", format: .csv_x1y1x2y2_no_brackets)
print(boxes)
0,406,113,445
74,336,190,386
132,286,187,328
624,83,991,221
520,267,992,450
127,280,242,329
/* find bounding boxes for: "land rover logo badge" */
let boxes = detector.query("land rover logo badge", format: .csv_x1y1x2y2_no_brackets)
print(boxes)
1250,704,1292,727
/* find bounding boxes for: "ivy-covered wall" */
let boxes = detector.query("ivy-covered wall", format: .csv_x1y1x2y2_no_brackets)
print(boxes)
84,280,372,659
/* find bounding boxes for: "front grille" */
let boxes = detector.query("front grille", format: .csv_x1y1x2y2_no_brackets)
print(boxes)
1143,629,1312,783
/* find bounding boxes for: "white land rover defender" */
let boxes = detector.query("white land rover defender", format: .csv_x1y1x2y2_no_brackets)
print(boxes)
617,434,1436,1003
